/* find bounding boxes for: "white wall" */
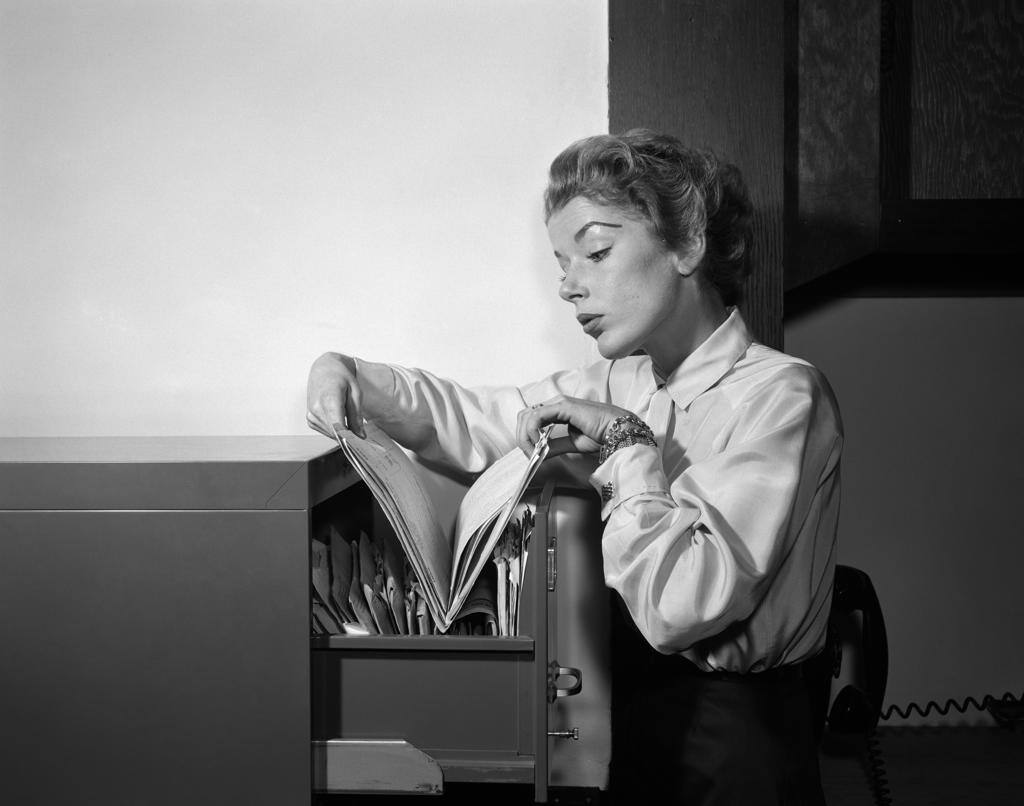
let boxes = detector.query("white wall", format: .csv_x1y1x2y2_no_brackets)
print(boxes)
0,0,607,436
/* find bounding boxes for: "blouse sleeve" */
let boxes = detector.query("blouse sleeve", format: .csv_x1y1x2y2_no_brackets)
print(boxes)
590,365,842,654
352,357,606,476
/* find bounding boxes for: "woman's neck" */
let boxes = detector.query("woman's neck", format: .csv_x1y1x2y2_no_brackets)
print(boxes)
647,290,729,380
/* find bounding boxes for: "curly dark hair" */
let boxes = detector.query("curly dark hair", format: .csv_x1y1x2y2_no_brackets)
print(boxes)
543,129,753,307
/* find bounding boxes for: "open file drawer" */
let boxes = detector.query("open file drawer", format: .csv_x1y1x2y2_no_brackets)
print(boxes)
310,482,605,802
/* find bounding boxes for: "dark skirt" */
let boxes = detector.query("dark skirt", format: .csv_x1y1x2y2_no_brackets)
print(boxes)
608,594,827,806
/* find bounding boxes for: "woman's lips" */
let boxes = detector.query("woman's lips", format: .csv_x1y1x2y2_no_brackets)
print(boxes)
578,314,602,335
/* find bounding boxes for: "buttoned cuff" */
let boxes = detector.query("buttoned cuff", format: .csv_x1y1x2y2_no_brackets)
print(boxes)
589,443,672,521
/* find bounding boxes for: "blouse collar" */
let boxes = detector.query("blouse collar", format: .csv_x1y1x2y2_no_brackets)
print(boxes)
654,307,753,411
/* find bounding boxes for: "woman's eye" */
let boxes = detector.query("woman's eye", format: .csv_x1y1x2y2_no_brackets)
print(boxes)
588,247,611,262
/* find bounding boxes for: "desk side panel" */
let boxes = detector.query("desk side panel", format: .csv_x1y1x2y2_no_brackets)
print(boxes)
0,461,314,511
0,509,310,806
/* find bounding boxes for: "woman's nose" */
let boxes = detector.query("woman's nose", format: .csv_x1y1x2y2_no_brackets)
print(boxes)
558,265,586,302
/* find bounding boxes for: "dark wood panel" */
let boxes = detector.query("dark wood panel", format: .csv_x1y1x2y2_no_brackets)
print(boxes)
881,0,914,199
792,0,881,290
785,251,1024,315
881,199,1024,252
910,0,1024,198
609,0,786,348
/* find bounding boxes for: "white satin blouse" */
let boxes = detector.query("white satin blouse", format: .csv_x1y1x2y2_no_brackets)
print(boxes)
353,307,843,672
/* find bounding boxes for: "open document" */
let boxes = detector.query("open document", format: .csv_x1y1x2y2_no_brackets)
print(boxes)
331,421,551,632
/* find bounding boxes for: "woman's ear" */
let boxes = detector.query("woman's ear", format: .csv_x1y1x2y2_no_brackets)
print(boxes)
674,234,706,278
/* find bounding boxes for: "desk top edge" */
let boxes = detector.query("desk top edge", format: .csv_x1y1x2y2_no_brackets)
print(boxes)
0,435,340,464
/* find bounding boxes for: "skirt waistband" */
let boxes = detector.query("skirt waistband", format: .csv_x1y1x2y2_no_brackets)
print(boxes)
610,591,814,687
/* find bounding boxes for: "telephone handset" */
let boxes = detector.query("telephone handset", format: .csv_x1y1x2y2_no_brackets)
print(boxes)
806,564,889,738
827,565,890,733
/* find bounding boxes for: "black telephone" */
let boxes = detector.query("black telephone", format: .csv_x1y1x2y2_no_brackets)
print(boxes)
807,564,889,738
807,565,1022,806
802,564,892,804
829,564,889,733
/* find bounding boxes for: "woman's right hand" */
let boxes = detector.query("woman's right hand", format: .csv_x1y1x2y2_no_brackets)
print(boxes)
306,352,366,439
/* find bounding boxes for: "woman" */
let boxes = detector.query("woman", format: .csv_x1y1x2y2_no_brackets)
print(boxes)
307,130,839,805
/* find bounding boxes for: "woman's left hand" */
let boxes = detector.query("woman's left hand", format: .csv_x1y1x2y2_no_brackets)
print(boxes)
516,395,636,458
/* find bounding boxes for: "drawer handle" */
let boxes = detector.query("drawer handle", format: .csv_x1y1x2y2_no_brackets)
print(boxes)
547,728,580,741
547,661,583,701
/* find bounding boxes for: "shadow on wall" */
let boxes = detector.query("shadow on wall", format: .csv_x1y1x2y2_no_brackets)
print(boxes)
783,261,1024,726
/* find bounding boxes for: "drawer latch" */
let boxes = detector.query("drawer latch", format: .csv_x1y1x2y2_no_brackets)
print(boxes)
547,660,582,702
546,536,557,591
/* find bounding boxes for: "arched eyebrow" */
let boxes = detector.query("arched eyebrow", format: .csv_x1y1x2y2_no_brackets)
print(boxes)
553,221,624,259
575,221,622,241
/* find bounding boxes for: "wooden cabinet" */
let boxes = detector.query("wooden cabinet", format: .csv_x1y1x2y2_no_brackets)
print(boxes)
879,0,1024,260
609,0,1023,323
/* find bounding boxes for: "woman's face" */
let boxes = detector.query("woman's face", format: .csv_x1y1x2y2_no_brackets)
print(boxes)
547,196,695,363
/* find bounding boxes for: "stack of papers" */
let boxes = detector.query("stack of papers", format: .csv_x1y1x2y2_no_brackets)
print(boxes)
492,505,535,635
311,526,437,635
314,421,551,634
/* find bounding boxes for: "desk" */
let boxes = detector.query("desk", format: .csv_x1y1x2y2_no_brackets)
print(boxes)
0,437,353,806
0,438,608,803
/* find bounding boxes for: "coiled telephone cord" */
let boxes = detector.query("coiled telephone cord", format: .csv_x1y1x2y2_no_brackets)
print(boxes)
863,730,892,806
861,690,1023,806
880,690,1024,724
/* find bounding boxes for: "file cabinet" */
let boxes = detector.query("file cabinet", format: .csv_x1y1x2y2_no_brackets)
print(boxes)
311,480,607,802
0,437,607,804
